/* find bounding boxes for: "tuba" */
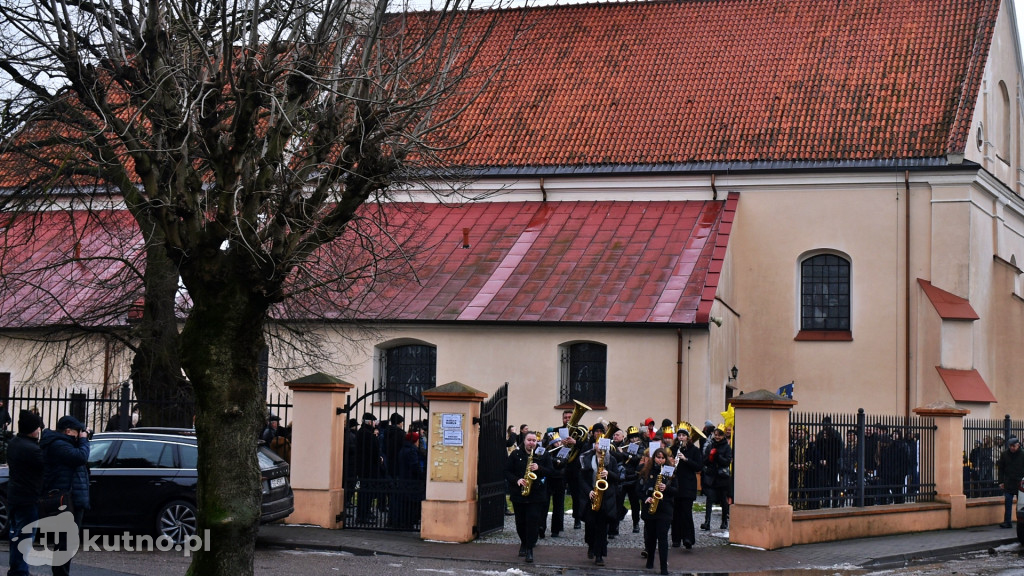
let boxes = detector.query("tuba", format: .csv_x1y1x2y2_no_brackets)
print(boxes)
564,400,592,464
521,447,537,496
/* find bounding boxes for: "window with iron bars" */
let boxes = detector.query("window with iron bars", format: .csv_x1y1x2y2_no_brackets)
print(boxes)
801,253,851,331
559,342,606,407
379,344,436,403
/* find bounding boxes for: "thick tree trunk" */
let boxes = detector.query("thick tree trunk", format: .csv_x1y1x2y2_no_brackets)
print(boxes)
180,275,268,576
131,240,193,427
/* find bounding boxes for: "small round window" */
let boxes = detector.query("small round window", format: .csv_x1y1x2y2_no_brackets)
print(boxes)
976,124,984,151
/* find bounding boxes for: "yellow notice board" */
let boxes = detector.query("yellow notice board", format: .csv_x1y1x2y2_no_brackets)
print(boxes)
430,412,465,482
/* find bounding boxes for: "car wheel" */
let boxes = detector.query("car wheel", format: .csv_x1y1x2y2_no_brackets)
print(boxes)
155,500,197,545
0,495,8,540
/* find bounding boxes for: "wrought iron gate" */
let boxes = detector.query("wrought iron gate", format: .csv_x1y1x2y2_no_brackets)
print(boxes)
476,382,509,536
343,382,429,531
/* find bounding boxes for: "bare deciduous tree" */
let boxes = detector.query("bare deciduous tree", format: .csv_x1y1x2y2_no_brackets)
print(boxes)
0,0,518,573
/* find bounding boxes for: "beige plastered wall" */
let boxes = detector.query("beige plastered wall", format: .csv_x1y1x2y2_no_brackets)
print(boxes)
309,324,716,434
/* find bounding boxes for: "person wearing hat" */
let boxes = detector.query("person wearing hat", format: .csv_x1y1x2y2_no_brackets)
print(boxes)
577,422,622,567
671,424,702,549
41,415,90,576
261,413,282,445
385,412,406,481
354,412,381,524
7,410,44,576
393,431,425,530
615,426,644,535
542,431,567,538
700,424,732,530
997,436,1024,528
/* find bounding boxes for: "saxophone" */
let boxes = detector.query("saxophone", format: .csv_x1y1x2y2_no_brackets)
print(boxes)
648,471,665,514
591,447,607,511
521,448,537,496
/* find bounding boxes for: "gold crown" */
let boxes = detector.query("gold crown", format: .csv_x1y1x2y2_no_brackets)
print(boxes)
627,426,640,436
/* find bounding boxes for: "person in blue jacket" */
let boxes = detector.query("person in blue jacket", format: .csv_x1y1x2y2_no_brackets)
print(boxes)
40,415,90,576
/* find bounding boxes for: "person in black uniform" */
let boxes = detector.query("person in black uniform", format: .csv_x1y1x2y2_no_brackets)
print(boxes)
671,424,703,549
542,431,567,538
640,447,676,575
578,425,623,567
701,424,733,530
504,431,551,564
615,426,644,535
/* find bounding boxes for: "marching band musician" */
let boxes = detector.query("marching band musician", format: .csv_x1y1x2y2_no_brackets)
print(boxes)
577,422,623,566
640,447,677,575
615,426,645,534
659,426,677,462
542,431,567,538
553,408,585,531
671,423,703,549
504,431,552,563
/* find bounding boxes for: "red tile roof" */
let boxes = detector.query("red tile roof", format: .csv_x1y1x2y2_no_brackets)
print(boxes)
354,197,732,324
0,210,143,328
438,0,998,168
0,198,732,328
936,367,997,403
918,279,980,320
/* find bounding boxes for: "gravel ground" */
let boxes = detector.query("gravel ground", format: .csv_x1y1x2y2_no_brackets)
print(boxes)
476,498,731,551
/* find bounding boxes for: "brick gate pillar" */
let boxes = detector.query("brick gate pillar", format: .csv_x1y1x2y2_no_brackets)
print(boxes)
420,381,487,542
728,389,797,550
284,372,354,529
914,402,969,527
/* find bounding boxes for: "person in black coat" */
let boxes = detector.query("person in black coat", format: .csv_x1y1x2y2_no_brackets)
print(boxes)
504,431,551,564
671,426,702,549
354,412,380,523
7,410,44,576
393,432,425,529
640,447,677,575
577,430,623,567
701,424,732,530
40,415,90,576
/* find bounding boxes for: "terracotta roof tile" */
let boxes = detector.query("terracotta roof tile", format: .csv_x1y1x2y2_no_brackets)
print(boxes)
435,0,998,167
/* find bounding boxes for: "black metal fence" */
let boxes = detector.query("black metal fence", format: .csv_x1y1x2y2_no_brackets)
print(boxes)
0,383,292,462
788,409,936,510
963,415,1024,498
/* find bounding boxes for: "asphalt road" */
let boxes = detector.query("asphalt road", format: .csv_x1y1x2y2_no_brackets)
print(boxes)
1,540,1022,576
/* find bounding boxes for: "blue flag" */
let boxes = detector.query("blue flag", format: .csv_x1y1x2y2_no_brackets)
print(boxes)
777,382,794,399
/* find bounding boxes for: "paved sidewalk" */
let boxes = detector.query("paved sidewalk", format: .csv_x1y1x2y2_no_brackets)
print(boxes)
257,522,1020,573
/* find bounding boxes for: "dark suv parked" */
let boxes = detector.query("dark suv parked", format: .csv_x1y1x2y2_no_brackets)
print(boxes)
0,429,293,543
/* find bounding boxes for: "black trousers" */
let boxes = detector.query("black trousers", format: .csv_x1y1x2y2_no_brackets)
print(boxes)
546,476,566,534
513,500,545,550
584,511,610,557
643,516,670,571
671,496,695,544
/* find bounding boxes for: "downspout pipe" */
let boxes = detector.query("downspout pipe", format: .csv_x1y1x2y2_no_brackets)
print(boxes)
677,328,683,424
904,170,912,420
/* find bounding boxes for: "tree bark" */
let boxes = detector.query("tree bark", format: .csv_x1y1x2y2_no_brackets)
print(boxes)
180,270,269,576
131,235,193,428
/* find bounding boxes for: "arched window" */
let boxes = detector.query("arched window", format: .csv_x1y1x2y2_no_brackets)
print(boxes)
378,343,436,402
559,342,606,407
999,81,1011,162
800,253,851,331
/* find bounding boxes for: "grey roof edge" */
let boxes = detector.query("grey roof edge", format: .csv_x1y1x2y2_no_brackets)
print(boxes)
432,158,973,179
